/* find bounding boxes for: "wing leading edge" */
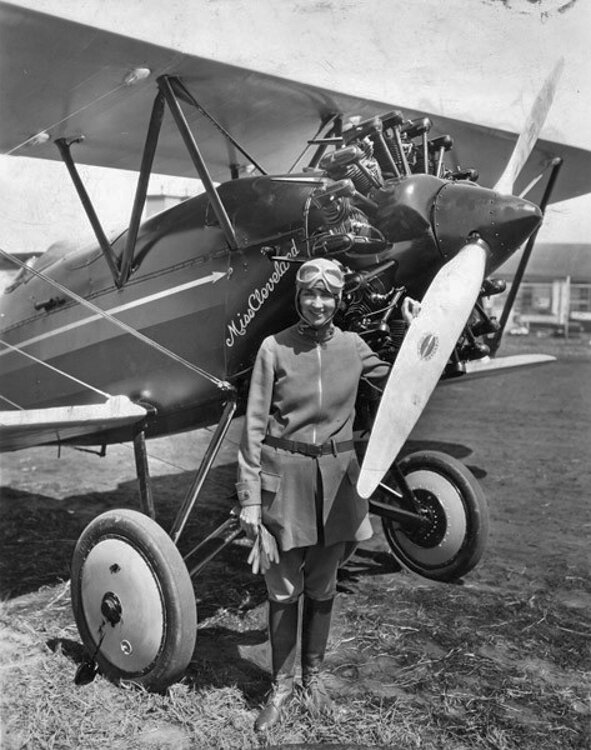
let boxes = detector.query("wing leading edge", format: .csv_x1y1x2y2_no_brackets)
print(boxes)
461,353,556,379
1,2,590,205
0,396,147,452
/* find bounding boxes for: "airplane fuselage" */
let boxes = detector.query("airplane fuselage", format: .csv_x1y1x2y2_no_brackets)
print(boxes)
0,172,541,448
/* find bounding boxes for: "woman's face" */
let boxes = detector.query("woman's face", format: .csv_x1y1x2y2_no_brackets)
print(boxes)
299,287,336,328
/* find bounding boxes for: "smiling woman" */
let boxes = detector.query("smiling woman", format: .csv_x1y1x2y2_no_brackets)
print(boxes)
296,258,343,329
298,287,337,328
235,257,421,732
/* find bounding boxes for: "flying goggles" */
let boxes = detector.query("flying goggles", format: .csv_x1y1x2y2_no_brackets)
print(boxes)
295,258,345,295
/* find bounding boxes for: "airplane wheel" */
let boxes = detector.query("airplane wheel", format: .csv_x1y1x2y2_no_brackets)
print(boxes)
71,509,197,691
378,451,489,582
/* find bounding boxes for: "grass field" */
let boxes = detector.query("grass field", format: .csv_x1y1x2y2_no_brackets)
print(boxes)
1,334,590,749
1,553,589,749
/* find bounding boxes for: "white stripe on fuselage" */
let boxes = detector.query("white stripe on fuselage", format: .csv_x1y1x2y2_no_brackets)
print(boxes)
0,271,225,357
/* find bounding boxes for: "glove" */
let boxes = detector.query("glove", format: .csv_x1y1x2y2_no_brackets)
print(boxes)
402,296,421,324
259,524,280,571
239,504,261,540
247,524,280,575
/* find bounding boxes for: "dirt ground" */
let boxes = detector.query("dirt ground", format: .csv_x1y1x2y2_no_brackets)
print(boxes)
0,334,590,749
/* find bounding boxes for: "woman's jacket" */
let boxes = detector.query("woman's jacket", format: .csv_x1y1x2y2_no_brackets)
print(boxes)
236,323,390,551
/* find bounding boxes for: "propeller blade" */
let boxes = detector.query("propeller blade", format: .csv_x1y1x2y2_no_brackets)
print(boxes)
494,58,564,195
357,239,488,499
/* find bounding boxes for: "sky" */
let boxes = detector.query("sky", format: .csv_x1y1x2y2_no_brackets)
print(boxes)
1,0,590,254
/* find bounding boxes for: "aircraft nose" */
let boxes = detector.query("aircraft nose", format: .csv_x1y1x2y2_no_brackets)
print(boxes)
433,182,542,270
489,192,542,260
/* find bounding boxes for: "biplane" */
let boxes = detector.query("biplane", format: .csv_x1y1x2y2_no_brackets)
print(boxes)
2,1,590,691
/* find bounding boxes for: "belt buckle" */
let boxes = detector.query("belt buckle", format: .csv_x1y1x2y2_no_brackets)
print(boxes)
330,438,338,457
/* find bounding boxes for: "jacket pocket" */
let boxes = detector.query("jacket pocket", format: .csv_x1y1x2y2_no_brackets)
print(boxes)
260,470,282,494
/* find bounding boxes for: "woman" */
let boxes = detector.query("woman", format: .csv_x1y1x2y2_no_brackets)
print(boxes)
236,258,419,732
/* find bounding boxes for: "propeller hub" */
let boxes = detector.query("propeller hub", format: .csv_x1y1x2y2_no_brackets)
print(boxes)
433,181,542,271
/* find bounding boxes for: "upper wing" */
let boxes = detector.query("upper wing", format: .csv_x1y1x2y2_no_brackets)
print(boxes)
0,396,147,452
2,2,590,205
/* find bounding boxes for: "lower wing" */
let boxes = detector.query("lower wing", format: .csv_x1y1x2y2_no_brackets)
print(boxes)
459,353,556,381
0,396,147,452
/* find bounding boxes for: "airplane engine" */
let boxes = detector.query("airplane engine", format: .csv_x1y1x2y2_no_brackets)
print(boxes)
340,264,405,362
319,142,383,196
308,178,389,261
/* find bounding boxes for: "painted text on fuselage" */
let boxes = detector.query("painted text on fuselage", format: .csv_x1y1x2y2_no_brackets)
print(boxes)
225,240,300,348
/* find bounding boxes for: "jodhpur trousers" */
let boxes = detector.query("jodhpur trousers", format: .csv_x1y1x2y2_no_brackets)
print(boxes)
264,541,347,603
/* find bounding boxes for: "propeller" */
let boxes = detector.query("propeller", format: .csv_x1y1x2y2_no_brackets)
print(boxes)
493,58,564,196
489,58,564,349
357,61,564,499
357,238,488,498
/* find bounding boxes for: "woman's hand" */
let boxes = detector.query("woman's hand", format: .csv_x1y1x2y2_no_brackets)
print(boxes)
402,297,421,325
239,504,261,540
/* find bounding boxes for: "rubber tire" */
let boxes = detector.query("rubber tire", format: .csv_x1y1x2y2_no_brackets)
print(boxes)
379,450,489,582
71,509,197,691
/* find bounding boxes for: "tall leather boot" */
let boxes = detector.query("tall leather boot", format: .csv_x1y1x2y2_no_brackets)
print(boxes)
254,599,299,732
301,596,334,713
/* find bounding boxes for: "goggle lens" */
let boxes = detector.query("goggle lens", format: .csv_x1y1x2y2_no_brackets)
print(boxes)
296,262,344,292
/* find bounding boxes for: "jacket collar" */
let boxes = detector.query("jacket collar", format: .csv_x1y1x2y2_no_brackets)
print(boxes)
296,320,336,343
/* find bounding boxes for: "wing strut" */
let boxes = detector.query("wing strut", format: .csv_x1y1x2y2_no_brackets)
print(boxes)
118,90,167,284
53,76,248,287
489,156,563,353
158,76,238,251
55,137,121,285
168,77,268,177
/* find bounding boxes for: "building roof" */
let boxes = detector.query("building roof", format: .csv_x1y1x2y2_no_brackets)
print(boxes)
497,243,591,283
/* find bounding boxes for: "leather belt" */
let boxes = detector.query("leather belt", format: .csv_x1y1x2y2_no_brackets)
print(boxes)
263,434,355,458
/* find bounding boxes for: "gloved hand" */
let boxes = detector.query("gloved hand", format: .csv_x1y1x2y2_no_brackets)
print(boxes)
402,296,421,324
239,504,261,540
247,524,280,575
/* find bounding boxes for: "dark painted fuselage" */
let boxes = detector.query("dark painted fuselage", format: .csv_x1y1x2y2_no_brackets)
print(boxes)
0,172,541,448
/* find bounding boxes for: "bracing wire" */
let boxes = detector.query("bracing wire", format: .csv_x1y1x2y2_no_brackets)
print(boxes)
5,82,128,156
0,249,230,391
0,337,110,399
0,393,23,410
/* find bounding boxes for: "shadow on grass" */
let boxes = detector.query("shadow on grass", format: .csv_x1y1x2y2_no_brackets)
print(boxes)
0,463,240,600
0,438,483,601
46,637,89,665
45,628,271,705
187,625,270,704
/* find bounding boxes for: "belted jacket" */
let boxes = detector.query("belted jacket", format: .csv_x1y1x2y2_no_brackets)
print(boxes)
236,323,390,551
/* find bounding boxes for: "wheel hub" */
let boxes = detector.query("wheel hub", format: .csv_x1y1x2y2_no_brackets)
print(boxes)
101,592,122,625
405,489,447,547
